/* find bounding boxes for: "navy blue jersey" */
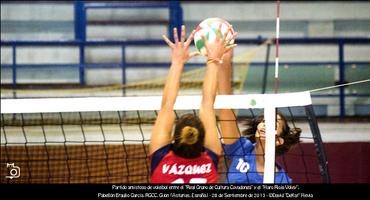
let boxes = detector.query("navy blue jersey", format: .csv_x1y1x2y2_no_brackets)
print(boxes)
223,137,292,184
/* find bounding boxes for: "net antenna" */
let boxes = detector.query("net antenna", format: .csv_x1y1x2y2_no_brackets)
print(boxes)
263,0,280,183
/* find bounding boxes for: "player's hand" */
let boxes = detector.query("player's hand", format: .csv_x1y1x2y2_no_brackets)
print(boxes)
202,25,237,63
162,25,200,64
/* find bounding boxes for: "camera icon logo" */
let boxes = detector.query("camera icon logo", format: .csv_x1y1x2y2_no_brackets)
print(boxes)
5,163,20,179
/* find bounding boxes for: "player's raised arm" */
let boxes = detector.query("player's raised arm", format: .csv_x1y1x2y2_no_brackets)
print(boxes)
200,25,237,156
149,25,198,155
217,49,241,145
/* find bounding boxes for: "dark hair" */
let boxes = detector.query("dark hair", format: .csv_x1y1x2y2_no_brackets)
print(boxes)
242,112,301,156
172,113,205,158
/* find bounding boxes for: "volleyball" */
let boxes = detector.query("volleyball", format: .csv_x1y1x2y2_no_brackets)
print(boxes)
193,17,235,56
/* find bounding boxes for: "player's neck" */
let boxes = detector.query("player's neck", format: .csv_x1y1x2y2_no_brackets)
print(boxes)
255,140,279,174
255,139,265,155
255,140,265,167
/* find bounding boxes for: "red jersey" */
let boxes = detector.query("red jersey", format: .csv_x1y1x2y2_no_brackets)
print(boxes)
150,145,219,184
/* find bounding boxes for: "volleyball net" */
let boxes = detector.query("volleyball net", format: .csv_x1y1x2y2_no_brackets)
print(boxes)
1,92,330,184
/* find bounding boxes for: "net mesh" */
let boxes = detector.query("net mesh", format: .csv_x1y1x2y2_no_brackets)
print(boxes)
1,111,152,183
1,96,328,184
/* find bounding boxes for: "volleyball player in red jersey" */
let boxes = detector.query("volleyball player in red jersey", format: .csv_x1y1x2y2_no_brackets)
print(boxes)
149,25,237,183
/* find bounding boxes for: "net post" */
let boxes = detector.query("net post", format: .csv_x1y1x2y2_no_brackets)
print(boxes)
262,43,271,94
274,0,280,94
263,106,276,183
305,105,331,183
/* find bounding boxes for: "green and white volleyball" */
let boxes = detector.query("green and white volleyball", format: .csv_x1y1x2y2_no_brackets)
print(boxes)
194,18,235,56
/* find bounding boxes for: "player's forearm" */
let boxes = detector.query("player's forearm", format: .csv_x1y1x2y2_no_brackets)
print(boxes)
218,59,235,118
201,62,219,109
218,62,232,95
161,61,184,108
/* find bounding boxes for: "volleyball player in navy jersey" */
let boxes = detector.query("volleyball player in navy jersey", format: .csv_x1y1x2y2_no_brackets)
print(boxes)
218,50,301,184
149,25,236,183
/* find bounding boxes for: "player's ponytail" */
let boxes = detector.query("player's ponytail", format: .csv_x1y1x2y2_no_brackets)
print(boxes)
180,126,199,145
173,114,205,158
